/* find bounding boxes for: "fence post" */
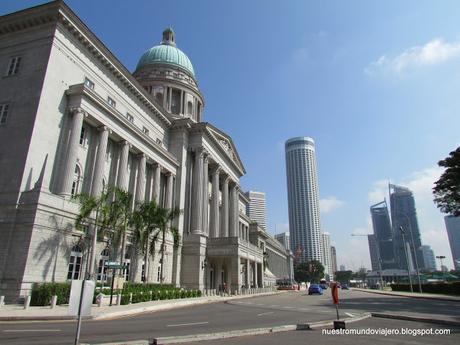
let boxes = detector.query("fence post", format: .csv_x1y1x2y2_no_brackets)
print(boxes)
50,295,57,309
24,295,31,310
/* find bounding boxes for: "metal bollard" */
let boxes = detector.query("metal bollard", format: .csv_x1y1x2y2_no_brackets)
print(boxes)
24,295,31,310
50,295,57,309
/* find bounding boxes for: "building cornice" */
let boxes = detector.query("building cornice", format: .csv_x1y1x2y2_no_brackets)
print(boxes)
66,83,179,168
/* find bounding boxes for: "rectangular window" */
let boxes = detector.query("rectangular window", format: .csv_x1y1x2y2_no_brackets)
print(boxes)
107,96,116,108
84,77,95,90
6,57,21,76
79,126,86,145
126,113,134,123
142,126,149,135
0,103,10,125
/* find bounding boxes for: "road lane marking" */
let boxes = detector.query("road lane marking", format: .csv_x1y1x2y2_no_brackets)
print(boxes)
166,322,209,327
345,312,355,317
270,305,280,307
257,312,275,316
3,329,61,332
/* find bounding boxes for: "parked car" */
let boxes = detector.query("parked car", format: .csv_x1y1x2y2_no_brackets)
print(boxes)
308,284,323,295
341,284,349,290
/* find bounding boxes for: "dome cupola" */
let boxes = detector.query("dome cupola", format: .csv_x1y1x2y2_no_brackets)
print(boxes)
133,28,204,122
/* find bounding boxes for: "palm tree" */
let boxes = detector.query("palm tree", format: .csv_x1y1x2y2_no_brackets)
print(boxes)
153,206,182,284
106,187,132,268
73,189,111,279
131,201,161,283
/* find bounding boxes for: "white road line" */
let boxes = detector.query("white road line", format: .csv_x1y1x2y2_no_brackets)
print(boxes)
345,312,355,317
283,306,294,309
166,321,209,327
3,329,61,332
270,304,280,307
257,312,275,316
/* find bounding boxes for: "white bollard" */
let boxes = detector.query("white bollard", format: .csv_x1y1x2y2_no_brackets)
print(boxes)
0,295,4,307
117,293,121,306
24,295,31,310
50,295,57,309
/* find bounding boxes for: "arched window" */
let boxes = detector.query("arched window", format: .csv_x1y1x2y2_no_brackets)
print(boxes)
67,245,83,280
97,248,110,282
71,165,82,196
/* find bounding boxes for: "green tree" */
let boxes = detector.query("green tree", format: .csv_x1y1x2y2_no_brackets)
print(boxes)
153,206,182,283
131,201,161,283
73,189,111,279
294,260,325,283
433,147,460,216
335,270,353,283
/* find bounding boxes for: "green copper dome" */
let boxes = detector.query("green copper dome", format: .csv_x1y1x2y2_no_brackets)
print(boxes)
136,28,195,78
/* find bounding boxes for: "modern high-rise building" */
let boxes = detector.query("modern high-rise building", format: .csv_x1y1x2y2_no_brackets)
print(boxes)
367,234,380,271
339,264,346,271
389,184,425,271
285,137,322,264
331,246,337,275
275,232,290,251
370,200,396,269
420,245,436,272
321,233,332,278
245,191,267,230
445,215,460,270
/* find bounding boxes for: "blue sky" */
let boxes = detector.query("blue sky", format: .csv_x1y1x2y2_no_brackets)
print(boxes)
3,0,460,270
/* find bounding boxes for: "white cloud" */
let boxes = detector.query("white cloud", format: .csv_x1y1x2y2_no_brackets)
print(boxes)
320,196,345,214
366,38,460,75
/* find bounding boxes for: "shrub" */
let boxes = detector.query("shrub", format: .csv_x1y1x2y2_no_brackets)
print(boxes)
391,282,460,295
30,282,71,306
120,294,130,305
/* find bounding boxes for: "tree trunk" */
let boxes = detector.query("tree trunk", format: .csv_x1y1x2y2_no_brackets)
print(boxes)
160,228,166,284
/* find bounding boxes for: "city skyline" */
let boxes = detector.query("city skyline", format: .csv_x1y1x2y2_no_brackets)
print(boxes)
2,0,460,270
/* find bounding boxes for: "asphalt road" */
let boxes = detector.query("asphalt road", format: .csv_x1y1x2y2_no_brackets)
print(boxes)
0,290,459,345
188,318,460,345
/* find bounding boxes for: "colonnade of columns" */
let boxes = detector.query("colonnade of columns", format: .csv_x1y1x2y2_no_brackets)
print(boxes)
190,147,240,238
58,107,175,209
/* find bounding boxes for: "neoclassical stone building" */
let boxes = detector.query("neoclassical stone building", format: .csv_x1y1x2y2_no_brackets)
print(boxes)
0,1,292,300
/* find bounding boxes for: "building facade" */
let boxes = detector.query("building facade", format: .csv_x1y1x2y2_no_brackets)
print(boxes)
245,191,267,231
445,215,460,270
0,2,291,300
285,137,323,264
367,234,380,272
321,232,332,278
370,200,397,269
389,184,425,271
330,246,337,276
275,232,290,251
420,245,436,272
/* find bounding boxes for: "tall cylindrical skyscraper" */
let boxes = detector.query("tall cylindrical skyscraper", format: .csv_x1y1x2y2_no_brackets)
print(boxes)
285,137,323,263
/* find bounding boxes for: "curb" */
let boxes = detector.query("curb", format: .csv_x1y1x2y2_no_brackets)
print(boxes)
371,312,460,327
353,288,460,303
296,312,372,330
82,313,372,345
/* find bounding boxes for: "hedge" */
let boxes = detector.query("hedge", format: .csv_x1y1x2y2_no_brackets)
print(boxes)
391,282,460,295
30,282,71,306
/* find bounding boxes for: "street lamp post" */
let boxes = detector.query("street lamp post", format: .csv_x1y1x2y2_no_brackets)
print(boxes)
399,226,414,292
436,255,446,281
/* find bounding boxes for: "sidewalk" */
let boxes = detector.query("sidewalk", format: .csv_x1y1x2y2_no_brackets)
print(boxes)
353,288,460,302
0,291,280,321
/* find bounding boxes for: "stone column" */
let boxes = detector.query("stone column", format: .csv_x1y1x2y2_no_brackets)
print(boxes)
202,155,209,235
59,107,85,195
152,163,161,204
220,176,229,237
229,183,239,237
245,259,250,288
116,141,130,190
165,172,174,209
209,166,221,238
90,126,109,196
135,154,146,203
191,149,204,234
254,262,258,288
